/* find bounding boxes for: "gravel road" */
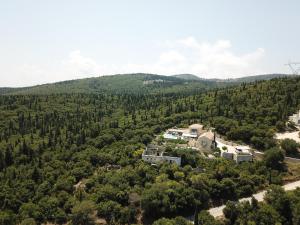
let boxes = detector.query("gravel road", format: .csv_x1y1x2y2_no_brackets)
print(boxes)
208,180,300,218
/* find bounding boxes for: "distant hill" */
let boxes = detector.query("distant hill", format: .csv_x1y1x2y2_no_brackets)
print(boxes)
0,88,16,95
1,73,295,95
173,73,294,83
172,74,202,81
1,73,227,95
209,73,293,83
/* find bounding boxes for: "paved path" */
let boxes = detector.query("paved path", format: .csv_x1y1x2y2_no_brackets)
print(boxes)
208,180,300,218
275,130,300,143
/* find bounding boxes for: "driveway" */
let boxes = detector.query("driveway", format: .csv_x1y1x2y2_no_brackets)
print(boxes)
208,180,300,218
275,131,300,143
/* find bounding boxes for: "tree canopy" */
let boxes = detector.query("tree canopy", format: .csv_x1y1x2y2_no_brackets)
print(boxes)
0,76,300,223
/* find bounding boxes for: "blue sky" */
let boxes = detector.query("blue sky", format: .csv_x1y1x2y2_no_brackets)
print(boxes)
1,0,300,86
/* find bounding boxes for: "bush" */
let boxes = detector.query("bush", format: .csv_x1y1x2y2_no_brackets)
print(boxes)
20,218,37,225
264,148,285,171
71,200,96,225
280,138,300,157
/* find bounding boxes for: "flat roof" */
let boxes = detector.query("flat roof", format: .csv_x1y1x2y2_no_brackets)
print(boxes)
163,133,178,139
199,131,214,140
216,140,236,154
189,124,204,129
182,133,197,137
168,128,189,133
236,146,250,150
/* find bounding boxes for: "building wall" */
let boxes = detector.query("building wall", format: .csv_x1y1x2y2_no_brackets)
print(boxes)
163,156,181,166
197,136,214,152
142,155,181,166
220,150,253,163
221,151,233,160
234,154,253,163
289,113,300,125
189,124,205,136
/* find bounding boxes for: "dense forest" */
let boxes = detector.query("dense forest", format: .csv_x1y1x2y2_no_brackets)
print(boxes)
0,73,291,96
0,76,300,224
0,74,230,95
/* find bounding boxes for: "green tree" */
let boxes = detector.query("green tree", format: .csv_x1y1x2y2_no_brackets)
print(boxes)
153,216,192,225
275,121,286,132
280,138,300,157
20,218,37,225
141,180,201,218
38,196,60,221
97,200,122,223
255,204,282,225
19,202,42,222
4,147,13,166
71,200,96,225
0,150,5,171
264,185,292,223
264,148,285,171
197,210,220,225
0,210,16,225
292,201,300,225
223,201,238,225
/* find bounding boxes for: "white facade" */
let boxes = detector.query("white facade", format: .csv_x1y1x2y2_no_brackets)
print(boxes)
142,145,181,166
142,154,181,166
182,133,198,139
233,153,253,163
289,111,300,125
221,151,234,160
163,124,204,141
219,142,253,163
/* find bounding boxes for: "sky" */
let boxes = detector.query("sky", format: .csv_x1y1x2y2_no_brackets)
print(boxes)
1,0,300,87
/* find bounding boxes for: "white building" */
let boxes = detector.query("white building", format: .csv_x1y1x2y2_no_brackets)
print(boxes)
196,131,216,152
142,144,181,166
182,133,198,140
189,124,205,136
218,143,253,163
163,124,204,141
289,111,300,125
234,146,253,163
163,128,185,140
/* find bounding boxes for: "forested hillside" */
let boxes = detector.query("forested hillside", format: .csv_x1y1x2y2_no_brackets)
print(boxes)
171,74,203,80
0,77,300,224
154,186,300,225
227,73,292,83
1,73,294,96
0,73,228,95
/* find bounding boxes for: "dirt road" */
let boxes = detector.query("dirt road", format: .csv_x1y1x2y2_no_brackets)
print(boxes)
208,180,300,218
275,131,300,143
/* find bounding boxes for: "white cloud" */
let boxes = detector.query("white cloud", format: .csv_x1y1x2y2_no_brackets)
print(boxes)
2,51,104,87
168,37,266,77
117,37,266,77
2,37,269,86
55,38,266,78
158,50,186,64
62,50,102,76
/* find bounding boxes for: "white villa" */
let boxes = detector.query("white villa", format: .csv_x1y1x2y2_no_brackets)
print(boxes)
289,110,300,126
161,123,253,163
163,124,204,140
163,128,185,140
142,144,181,166
218,141,253,163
